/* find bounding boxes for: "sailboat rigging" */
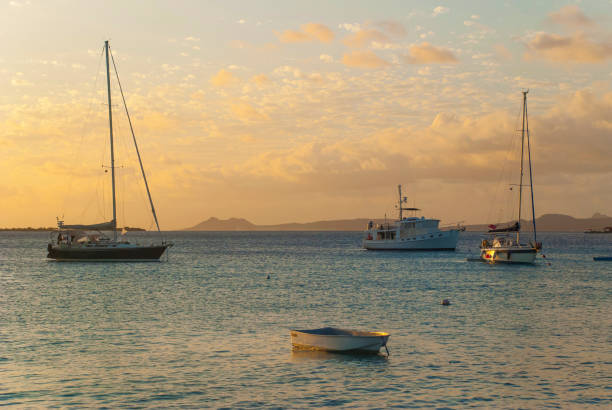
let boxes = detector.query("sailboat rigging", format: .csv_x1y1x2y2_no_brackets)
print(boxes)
47,41,171,261
478,90,541,264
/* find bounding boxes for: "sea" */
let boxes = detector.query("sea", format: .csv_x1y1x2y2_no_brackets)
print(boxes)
0,231,610,408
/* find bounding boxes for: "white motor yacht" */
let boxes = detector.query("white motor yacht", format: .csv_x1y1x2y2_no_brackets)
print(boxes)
362,185,462,251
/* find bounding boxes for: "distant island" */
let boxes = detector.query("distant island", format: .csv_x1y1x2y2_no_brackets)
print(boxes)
0,226,146,232
185,213,612,232
185,217,384,231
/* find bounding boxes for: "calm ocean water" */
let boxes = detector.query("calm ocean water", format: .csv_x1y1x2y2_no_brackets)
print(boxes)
0,231,610,408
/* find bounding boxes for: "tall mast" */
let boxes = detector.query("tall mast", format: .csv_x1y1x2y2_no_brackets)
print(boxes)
105,40,117,241
398,185,403,220
525,91,537,242
517,90,527,243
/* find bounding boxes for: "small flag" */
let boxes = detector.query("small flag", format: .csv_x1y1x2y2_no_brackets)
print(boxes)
488,224,497,230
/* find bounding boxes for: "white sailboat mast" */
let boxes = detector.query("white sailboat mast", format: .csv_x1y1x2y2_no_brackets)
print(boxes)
525,92,537,242
517,90,528,243
398,185,403,220
105,40,118,241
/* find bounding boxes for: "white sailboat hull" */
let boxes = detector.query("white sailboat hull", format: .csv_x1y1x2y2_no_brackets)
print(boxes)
363,230,459,250
291,328,389,353
480,246,537,264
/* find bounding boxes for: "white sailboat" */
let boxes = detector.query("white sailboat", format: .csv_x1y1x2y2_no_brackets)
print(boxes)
479,91,541,264
362,185,462,250
47,41,171,261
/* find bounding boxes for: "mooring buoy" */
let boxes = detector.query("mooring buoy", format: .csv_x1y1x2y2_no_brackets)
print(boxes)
441,299,451,306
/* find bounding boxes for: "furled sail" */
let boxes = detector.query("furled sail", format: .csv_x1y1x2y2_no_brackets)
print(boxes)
488,221,520,233
60,220,116,231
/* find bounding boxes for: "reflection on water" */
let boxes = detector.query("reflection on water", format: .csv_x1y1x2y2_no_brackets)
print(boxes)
0,231,610,407
290,349,389,362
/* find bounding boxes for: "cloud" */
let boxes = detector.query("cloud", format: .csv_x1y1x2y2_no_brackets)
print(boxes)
319,54,334,63
9,0,30,7
277,23,334,43
11,73,33,87
251,74,270,86
548,5,594,29
432,6,449,17
338,23,361,33
303,23,334,43
271,65,325,83
343,29,389,49
210,69,240,87
230,90,612,193
342,50,390,68
184,36,200,42
524,32,612,63
231,101,269,122
494,44,513,61
376,20,407,37
161,64,180,73
402,43,458,64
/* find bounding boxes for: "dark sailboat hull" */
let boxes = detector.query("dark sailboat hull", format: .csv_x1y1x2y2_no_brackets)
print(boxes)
47,244,169,261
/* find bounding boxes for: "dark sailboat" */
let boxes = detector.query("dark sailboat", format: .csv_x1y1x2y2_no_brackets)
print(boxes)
47,41,171,261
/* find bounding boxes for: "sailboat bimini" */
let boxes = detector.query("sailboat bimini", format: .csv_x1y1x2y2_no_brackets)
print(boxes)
479,90,541,264
47,41,171,261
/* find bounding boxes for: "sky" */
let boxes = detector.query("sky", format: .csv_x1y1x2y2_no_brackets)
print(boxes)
1,0,612,229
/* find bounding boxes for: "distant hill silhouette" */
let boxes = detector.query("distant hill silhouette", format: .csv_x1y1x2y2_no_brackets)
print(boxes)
185,213,612,232
187,217,257,231
185,217,392,231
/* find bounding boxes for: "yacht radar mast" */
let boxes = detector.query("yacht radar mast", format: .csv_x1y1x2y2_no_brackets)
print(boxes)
397,185,419,220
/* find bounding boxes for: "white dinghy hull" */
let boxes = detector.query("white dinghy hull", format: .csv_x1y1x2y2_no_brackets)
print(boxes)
291,327,390,353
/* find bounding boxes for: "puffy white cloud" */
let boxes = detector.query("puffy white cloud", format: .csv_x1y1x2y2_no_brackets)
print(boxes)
432,6,449,17
338,23,361,33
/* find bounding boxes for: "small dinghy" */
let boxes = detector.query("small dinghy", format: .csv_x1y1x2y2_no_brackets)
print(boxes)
594,256,612,261
291,327,390,354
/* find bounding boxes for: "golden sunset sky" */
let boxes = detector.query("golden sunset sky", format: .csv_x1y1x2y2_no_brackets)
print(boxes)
1,0,612,229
